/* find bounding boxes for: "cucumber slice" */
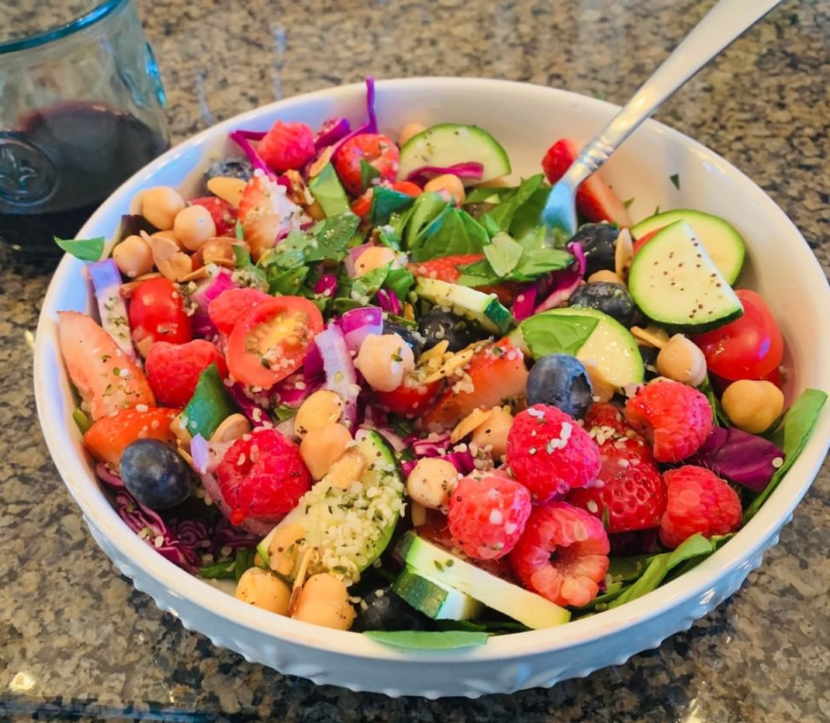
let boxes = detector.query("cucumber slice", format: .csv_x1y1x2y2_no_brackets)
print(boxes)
392,566,483,620
415,277,514,334
516,307,644,390
257,430,404,583
398,124,511,185
398,533,571,630
631,209,745,284
628,220,744,333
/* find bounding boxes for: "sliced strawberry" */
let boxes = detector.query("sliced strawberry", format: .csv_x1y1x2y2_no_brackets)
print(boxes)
84,407,180,467
541,139,631,227
422,338,528,431
59,311,155,420
407,254,519,306
238,175,303,260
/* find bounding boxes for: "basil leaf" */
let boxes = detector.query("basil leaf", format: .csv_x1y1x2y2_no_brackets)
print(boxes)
410,207,489,262
508,186,550,240
260,230,308,270
54,236,105,262
360,160,381,192
484,232,524,277
464,185,514,205
307,212,361,263
485,174,545,232
363,630,490,650
402,192,450,251
520,313,599,357
456,259,500,287
512,247,573,279
266,265,309,296
351,263,391,302
370,187,416,227
481,214,503,239
743,388,828,522
384,267,415,300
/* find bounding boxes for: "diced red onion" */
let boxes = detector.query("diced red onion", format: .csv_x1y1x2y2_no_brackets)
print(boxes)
314,117,351,150
411,433,452,458
511,286,537,321
313,273,338,299
405,162,484,184
272,373,322,407
191,269,236,309
313,324,359,430
88,259,136,359
533,242,584,314
337,306,383,353
444,449,476,475
344,242,373,278
303,342,324,383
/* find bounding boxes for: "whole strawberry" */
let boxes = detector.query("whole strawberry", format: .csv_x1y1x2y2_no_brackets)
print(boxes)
506,404,601,502
624,380,713,463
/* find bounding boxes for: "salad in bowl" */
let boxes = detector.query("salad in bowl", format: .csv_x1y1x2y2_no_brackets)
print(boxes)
51,78,826,651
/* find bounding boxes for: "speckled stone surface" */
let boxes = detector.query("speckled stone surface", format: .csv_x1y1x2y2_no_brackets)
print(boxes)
1,0,828,720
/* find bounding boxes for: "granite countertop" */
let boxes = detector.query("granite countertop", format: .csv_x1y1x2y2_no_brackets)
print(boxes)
1,0,829,720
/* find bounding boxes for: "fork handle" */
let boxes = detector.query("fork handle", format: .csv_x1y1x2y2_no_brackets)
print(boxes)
565,0,785,186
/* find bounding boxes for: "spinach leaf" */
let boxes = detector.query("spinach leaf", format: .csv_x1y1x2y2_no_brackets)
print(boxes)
743,388,827,522
520,313,599,357
512,247,573,278
481,214,503,239
360,159,381,192
410,207,489,262
508,186,550,240
363,630,490,650
351,264,391,303
484,233,524,277
307,212,361,263
233,245,268,289
377,224,402,251
384,267,415,300
464,185,514,205
266,265,309,296
54,236,105,262
607,554,651,583
402,192,450,251
371,187,416,227
484,174,545,232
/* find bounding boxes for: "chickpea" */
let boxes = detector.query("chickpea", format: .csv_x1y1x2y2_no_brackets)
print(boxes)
267,523,306,576
294,390,343,438
424,174,465,205
174,205,217,251
354,246,399,277
141,186,186,230
657,334,707,387
354,333,415,392
300,423,352,480
113,234,154,278
471,407,514,459
722,380,784,434
398,122,426,147
406,458,458,510
197,237,237,267
292,573,355,630
326,448,367,490
235,568,291,615
588,269,626,285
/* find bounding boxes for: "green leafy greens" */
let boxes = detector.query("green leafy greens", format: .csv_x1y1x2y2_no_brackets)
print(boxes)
518,312,599,357
54,236,105,262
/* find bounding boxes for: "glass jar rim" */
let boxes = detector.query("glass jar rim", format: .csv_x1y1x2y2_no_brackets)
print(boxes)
0,0,129,55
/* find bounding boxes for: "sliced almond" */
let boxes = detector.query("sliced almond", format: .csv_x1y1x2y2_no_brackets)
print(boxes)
631,325,670,349
418,340,449,373
210,413,252,444
326,448,367,490
411,501,428,527
451,407,494,444
423,346,475,385
147,233,193,281
170,415,193,446
178,266,211,282
289,546,317,616
206,176,247,208
615,228,634,281
308,146,335,178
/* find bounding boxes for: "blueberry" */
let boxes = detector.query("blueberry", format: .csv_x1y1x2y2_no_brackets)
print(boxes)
569,282,636,326
383,321,422,361
526,354,594,419
204,158,254,183
351,586,431,632
418,308,482,353
120,439,194,510
570,223,619,277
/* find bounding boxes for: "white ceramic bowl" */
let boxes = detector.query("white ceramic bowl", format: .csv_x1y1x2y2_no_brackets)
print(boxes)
35,78,830,698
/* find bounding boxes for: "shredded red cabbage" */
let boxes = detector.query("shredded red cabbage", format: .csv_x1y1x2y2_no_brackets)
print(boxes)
272,373,322,408
409,433,453,457
314,117,351,150
328,77,378,157
444,449,475,475
227,382,272,426
686,426,784,493
376,288,402,316
405,162,484,185
511,286,537,321
96,462,125,489
229,130,271,176
213,517,260,550
533,242,585,314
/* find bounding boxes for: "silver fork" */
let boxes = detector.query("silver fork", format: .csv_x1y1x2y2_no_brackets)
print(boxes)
542,0,785,239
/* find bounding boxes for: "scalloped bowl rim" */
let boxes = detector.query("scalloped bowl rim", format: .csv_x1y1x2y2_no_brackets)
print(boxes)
34,78,830,666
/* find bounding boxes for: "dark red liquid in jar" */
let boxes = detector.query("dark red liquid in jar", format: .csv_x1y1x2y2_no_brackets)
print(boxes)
0,102,167,256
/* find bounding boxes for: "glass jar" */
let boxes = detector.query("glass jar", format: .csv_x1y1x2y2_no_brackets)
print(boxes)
0,0,169,257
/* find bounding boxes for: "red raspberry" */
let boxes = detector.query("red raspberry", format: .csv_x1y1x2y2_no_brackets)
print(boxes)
257,121,316,172
624,381,713,463
216,429,311,526
190,196,237,236
506,405,601,502
567,435,667,533
208,287,272,336
447,472,532,560
510,502,610,607
145,340,227,408
659,466,742,549
584,402,630,439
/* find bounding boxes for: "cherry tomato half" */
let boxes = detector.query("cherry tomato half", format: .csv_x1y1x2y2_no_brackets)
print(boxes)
333,133,400,196
129,277,192,354
227,297,324,388
692,289,784,381
375,377,443,417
